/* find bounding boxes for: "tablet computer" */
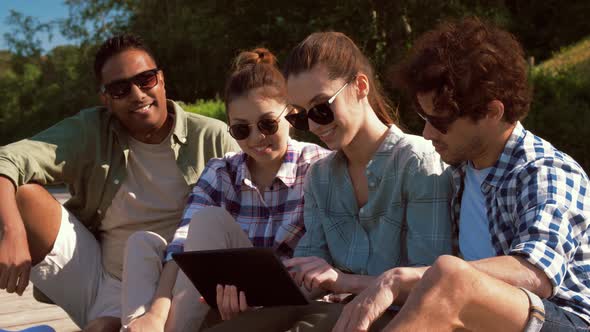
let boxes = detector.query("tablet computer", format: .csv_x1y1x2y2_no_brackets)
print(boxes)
172,247,309,308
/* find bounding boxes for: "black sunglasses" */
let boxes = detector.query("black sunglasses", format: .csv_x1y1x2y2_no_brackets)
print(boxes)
285,78,354,131
415,108,459,135
100,68,160,99
228,105,289,140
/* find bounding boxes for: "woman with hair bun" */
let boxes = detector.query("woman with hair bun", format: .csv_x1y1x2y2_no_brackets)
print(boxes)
207,32,454,331
119,48,329,331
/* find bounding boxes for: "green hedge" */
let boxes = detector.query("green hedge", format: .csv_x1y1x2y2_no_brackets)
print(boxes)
524,68,590,173
181,99,226,122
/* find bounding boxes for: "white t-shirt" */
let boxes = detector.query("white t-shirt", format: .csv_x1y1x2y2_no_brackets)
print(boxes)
459,162,496,261
99,130,189,280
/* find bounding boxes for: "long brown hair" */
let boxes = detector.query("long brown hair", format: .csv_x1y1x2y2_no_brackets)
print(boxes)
284,32,397,126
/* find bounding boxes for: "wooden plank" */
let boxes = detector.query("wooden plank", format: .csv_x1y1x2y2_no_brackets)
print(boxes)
0,288,79,331
1,187,78,330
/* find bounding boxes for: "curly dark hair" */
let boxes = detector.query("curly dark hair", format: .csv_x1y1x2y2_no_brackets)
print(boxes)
392,17,532,123
94,34,157,82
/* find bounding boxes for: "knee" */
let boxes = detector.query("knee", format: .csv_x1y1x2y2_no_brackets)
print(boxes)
186,206,233,239
125,231,167,257
83,316,121,332
15,183,49,209
422,255,473,290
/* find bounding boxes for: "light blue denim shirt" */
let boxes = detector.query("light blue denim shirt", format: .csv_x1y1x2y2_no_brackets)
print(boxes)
294,125,453,276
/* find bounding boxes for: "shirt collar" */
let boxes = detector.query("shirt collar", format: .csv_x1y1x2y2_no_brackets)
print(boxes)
110,99,187,145
484,122,526,188
168,100,188,144
235,139,301,188
451,121,526,189
274,139,301,188
333,125,404,176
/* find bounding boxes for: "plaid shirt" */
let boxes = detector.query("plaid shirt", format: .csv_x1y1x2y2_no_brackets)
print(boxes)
165,139,330,261
451,122,590,323
295,125,454,276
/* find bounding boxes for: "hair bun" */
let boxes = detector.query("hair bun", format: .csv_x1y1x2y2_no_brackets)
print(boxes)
234,48,277,71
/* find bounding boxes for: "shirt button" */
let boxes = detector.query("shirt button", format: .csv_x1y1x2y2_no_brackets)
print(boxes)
369,181,375,188
114,179,120,185
97,209,102,215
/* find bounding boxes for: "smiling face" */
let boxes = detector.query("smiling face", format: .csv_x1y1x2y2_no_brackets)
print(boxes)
227,89,290,168
287,65,362,151
99,49,169,142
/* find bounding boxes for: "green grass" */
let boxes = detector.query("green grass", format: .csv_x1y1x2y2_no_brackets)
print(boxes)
181,99,227,122
535,37,590,75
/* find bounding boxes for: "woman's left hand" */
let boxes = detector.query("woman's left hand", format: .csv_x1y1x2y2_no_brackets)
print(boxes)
283,256,347,293
216,284,250,321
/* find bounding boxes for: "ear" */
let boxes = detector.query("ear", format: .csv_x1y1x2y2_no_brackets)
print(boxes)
159,70,165,88
354,73,370,100
486,100,504,122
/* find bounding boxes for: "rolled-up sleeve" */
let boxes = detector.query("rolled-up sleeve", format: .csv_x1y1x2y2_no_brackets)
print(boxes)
0,115,85,188
509,162,584,296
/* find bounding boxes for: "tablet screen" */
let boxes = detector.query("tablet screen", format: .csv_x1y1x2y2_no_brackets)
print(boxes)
173,247,309,308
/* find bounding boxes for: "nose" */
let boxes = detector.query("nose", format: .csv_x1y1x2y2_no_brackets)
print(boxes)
422,122,438,141
249,125,266,141
128,83,147,101
308,118,322,135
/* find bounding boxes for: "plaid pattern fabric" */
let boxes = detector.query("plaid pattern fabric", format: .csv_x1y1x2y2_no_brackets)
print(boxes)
295,125,454,276
165,139,330,261
451,122,590,323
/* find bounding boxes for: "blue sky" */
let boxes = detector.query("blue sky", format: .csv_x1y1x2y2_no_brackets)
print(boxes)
0,0,71,52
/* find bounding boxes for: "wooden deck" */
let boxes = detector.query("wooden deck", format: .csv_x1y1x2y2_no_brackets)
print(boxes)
0,187,79,331
0,288,79,331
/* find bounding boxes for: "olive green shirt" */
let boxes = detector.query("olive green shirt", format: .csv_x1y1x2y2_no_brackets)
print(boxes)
0,100,239,235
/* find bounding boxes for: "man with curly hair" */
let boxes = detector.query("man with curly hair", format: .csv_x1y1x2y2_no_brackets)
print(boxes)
333,17,590,332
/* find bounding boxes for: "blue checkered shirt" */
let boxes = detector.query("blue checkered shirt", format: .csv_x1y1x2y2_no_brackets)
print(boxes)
165,139,330,261
451,122,590,323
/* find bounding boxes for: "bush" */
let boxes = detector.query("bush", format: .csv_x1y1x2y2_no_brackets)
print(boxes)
525,68,590,173
181,99,227,122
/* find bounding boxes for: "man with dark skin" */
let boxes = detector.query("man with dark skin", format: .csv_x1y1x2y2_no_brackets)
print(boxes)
0,35,238,331
332,18,590,332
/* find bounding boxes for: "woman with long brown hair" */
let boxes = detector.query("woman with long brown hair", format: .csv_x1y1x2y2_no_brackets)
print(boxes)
207,31,454,332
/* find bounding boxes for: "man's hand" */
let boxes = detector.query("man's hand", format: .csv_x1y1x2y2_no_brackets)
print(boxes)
126,311,166,332
283,256,347,294
216,284,250,321
0,226,31,296
332,266,428,332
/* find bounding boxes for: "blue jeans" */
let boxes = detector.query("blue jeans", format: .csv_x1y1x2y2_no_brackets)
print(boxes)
541,300,589,331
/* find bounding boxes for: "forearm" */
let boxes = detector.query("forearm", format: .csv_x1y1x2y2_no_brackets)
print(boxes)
339,274,377,294
469,255,552,298
0,176,24,235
